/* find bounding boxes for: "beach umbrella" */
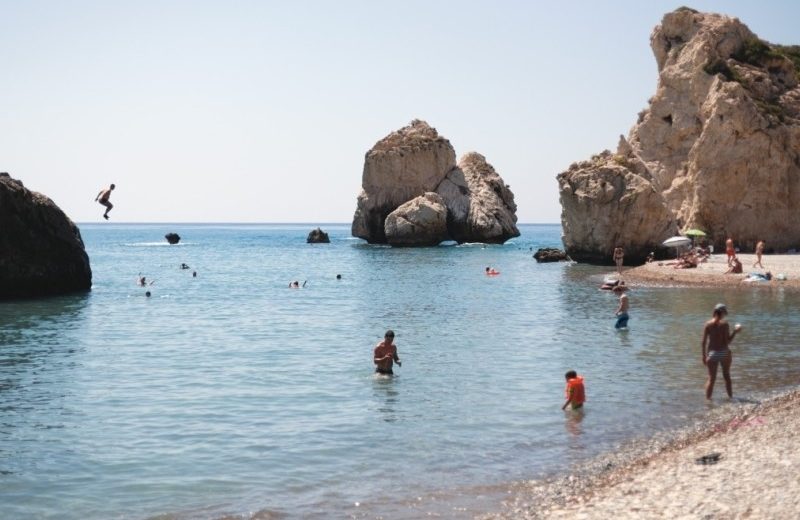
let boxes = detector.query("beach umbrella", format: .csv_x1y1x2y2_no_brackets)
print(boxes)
663,236,692,258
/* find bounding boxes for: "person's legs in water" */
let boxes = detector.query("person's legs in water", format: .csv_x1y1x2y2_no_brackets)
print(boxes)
615,312,629,329
705,357,719,399
720,352,733,398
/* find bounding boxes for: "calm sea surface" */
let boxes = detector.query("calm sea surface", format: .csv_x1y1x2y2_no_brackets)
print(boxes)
2,223,799,519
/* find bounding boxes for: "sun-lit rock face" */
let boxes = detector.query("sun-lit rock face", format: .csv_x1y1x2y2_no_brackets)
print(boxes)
353,120,519,246
559,8,800,263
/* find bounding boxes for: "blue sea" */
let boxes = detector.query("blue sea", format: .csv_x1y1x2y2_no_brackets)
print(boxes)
2,223,799,519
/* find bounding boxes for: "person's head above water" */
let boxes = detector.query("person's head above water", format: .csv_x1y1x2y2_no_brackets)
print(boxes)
336,274,342,279
565,370,577,380
485,267,490,272
145,291,151,297
713,303,727,316
384,330,395,340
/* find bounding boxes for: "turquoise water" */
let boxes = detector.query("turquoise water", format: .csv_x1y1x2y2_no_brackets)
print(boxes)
1,223,799,519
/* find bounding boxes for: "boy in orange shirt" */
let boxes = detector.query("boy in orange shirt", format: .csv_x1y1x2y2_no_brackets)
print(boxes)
561,370,586,411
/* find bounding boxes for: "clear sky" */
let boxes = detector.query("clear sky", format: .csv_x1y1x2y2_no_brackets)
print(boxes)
2,1,798,223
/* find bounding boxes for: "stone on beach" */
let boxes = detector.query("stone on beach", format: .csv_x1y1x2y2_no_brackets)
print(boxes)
533,248,571,263
0,172,92,299
558,8,800,264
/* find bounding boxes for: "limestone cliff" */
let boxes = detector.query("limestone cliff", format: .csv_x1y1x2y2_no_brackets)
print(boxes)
353,120,519,245
0,173,92,298
559,7,800,263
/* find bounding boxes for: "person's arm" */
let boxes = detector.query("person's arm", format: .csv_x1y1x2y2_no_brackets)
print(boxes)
728,323,741,342
615,299,623,315
562,388,573,410
701,324,709,365
95,190,103,201
393,347,401,367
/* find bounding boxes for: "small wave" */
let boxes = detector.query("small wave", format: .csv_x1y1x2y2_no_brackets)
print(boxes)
124,242,193,247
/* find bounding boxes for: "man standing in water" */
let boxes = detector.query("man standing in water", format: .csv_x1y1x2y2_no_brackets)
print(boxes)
702,303,742,400
373,330,401,375
95,183,115,220
612,285,629,329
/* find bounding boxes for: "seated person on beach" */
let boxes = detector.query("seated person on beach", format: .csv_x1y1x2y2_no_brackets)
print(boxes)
673,252,699,269
561,370,585,410
724,257,743,274
646,252,655,263
373,330,401,375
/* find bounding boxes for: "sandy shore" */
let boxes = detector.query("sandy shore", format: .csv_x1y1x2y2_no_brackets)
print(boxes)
620,253,800,289
485,389,800,519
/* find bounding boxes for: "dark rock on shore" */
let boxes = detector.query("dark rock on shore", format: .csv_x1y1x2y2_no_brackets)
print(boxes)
0,172,92,299
165,233,181,244
533,248,571,263
307,227,330,243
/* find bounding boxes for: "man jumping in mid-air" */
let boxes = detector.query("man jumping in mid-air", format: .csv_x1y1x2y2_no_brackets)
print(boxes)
95,183,115,220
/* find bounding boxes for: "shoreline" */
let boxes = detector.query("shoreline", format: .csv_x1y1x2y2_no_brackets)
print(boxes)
483,387,800,519
619,253,800,290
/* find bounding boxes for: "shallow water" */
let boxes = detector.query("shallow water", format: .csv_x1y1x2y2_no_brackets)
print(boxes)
1,224,798,519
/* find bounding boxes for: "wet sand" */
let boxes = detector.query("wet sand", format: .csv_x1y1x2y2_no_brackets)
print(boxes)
619,253,800,289
485,389,800,519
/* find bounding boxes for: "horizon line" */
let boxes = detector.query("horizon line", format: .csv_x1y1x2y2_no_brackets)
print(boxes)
76,221,562,226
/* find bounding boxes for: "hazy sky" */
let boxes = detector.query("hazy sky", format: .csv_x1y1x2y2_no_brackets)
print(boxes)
2,1,799,223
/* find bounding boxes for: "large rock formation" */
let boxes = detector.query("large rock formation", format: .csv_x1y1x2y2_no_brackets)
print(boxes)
558,8,800,263
306,227,330,243
0,173,92,298
352,120,519,245
385,192,448,246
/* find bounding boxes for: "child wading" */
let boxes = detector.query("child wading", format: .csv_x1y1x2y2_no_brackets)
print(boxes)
561,370,585,411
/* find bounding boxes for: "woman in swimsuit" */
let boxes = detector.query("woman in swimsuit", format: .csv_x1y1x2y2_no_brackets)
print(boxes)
701,303,742,400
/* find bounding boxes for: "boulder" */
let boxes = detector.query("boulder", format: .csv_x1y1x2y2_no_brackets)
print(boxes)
437,152,520,243
384,192,448,247
307,227,330,243
0,172,92,299
533,248,571,263
165,233,181,244
558,8,800,263
352,120,519,246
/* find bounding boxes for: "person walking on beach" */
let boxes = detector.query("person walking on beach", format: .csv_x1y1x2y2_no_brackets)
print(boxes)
373,330,401,375
702,303,742,400
613,285,629,329
753,240,765,269
613,246,624,275
561,370,585,411
725,237,735,266
95,183,115,220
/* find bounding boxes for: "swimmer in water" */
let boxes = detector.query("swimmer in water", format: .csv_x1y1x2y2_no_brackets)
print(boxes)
373,330,401,375
485,267,500,275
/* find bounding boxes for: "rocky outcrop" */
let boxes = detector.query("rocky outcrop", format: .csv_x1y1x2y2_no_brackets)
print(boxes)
385,192,448,246
533,248,571,263
437,152,519,243
352,120,519,245
0,173,92,299
307,227,330,243
558,8,800,263
165,233,181,244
